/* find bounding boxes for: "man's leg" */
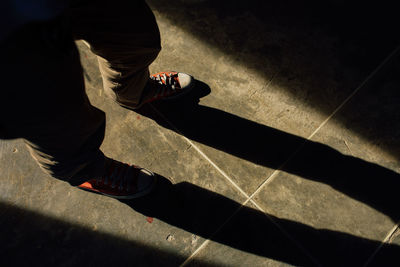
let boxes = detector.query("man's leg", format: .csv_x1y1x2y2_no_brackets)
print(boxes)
69,0,162,108
0,8,158,199
0,18,106,186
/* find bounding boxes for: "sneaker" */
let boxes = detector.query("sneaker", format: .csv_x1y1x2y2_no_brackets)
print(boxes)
129,71,195,110
77,157,156,199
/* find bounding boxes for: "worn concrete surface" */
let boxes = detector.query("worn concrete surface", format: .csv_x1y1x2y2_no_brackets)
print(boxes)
1,0,400,266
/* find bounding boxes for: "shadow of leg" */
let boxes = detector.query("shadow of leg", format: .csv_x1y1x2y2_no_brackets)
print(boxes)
123,176,400,266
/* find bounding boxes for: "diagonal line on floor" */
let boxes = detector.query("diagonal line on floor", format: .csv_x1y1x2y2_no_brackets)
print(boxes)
247,45,400,265
149,108,317,265
363,222,400,267
249,45,400,201
151,45,400,266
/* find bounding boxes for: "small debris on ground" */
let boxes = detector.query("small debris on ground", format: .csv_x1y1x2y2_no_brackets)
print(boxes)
166,234,175,242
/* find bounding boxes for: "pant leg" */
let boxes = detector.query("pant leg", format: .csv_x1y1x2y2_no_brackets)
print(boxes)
0,17,106,186
69,0,162,108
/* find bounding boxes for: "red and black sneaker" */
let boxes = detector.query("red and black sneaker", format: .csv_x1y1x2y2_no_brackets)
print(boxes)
128,71,195,110
77,157,156,199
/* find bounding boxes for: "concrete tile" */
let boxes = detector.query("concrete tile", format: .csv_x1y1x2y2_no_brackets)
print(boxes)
252,61,400,265
186,202,314,267
144,1,398,196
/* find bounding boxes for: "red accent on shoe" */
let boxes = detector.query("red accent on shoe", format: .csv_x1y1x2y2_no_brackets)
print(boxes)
76,158,156,199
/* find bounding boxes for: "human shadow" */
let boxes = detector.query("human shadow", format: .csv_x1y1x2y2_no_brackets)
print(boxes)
0,201,215,267
136,81,400,223
123,176,399,266
148,0,400,160
1,180,397,267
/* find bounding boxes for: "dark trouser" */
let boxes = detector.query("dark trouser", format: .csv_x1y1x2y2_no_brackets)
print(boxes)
0,0,161,185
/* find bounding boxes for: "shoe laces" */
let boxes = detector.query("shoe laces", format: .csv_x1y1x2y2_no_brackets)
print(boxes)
151,72,179,93
99,159,134,192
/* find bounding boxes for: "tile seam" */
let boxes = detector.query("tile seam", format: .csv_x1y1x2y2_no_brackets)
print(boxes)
148,105,258,266
179,203,244,267
307,45,400,141
248,198,322,266
149,104,251,200
363,222,400,267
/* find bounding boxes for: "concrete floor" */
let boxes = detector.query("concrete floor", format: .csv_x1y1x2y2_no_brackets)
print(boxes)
1,0,400,266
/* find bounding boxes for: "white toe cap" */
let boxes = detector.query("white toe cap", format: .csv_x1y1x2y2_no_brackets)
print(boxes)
177,72,194,88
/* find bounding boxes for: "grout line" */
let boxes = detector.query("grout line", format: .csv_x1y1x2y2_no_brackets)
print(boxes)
179,203,244,267
149,105,251,200
248,140,308,200
180,240,211,267
180,196,321,266
181,139,251,199
150,105,258,266
363,222,400,267
248,198,322,266
307,45,400,141
384,224,400,244
149,106,254,266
